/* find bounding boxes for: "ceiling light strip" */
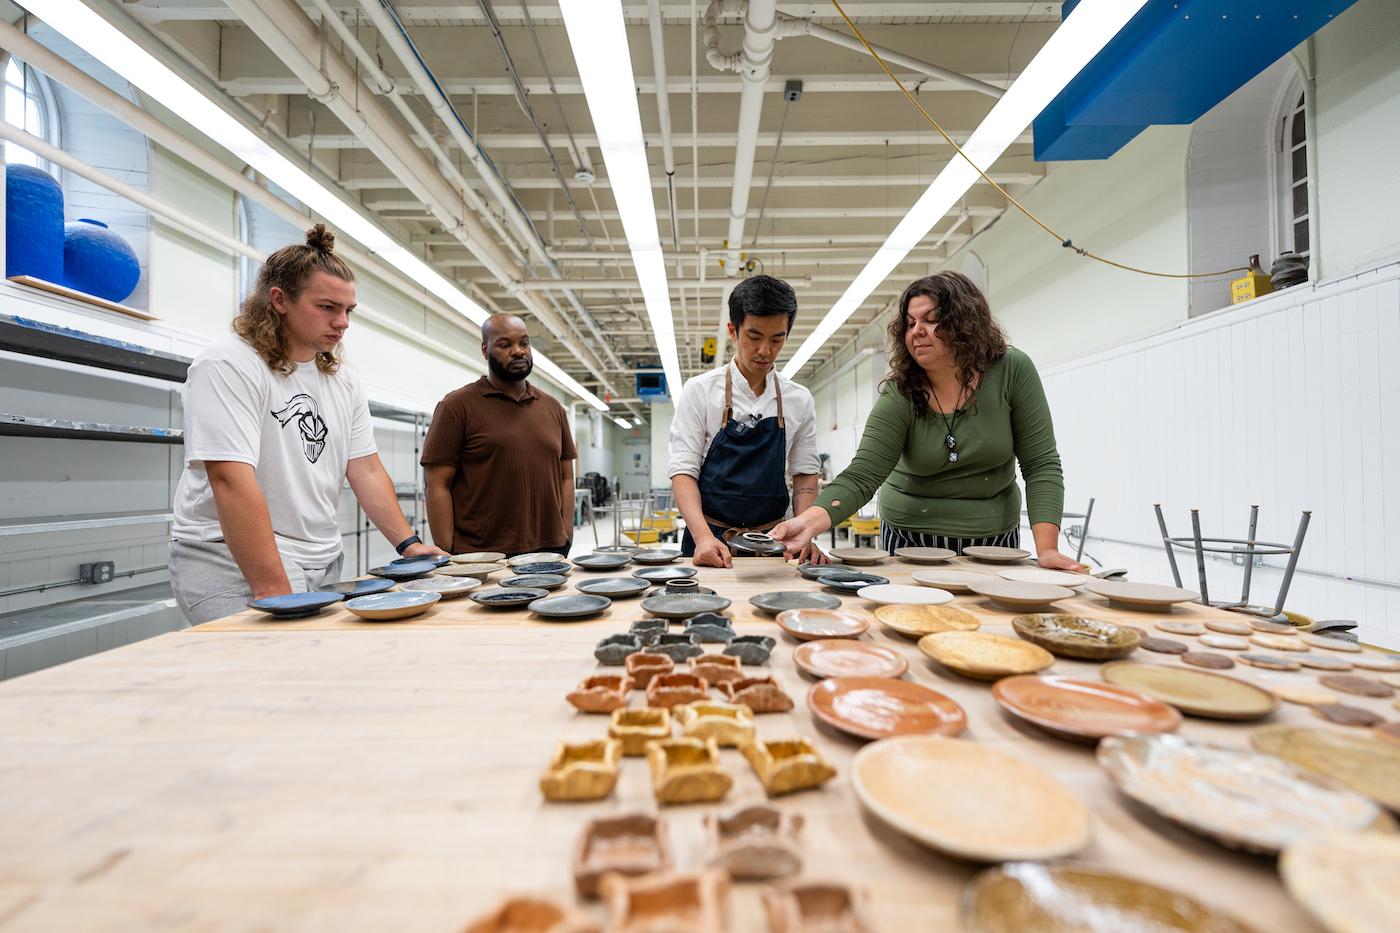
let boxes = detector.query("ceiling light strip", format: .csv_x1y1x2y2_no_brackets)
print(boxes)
781,0,1150,377
19,0,607,411
556,0,683,397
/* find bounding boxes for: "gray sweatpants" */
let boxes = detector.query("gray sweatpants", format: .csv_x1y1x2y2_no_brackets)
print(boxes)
169,538,345,626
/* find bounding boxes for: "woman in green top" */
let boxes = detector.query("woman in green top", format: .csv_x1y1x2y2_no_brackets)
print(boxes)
771,272,1083,570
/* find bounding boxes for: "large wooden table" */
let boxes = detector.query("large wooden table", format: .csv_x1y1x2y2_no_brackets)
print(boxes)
1,555,1391,931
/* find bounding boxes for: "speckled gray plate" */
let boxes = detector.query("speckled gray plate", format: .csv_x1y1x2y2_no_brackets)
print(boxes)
641,593,732,619
469,587,549,609
749,591,843,615
528,593,612,620
500,573,567,591
575,576,651,598
632,566,699,583
572,553,632,571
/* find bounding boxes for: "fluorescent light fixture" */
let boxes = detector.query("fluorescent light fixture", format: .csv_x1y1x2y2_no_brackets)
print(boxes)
556,0,683,397
613,417,633,430
781,0,1150,377
19,0,608,412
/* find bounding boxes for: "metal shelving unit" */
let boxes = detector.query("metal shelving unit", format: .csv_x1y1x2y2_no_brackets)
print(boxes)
0,510,176,537
0,413,183,444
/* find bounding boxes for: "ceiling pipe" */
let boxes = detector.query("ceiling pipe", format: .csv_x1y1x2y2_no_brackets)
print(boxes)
515,276,812,291
645,0,678,229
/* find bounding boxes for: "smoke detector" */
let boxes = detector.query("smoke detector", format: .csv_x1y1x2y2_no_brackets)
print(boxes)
574,169,596,185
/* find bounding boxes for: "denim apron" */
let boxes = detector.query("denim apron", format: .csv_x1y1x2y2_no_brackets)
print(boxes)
681,367,791,556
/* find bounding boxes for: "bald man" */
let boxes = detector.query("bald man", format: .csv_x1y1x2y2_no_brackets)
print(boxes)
421,314,578,557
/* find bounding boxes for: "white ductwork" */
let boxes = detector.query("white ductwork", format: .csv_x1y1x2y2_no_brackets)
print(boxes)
646,0,676,180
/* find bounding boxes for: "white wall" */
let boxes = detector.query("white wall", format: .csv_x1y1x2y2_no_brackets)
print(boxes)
645,401,673,491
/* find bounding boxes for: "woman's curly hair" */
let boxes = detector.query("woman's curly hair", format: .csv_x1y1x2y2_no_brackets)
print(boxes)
233,224,354,375
883,271,1007,418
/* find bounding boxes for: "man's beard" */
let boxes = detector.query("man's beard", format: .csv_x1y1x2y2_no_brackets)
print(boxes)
489,355,533,382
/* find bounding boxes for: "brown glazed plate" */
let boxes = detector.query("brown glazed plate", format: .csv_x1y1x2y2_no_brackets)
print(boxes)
776,607,872,641
992,674,1181,742
1010,614,1142,660
794,639,909,680
962,862,1255,933
1097,733,1390,854
1251,725,1400,812
809,677,966,740
1099,661,1277,720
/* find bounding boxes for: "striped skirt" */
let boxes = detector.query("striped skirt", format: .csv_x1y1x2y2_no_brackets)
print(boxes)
879,523,1020,555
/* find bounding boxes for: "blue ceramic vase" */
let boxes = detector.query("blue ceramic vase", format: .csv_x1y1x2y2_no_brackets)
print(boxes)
63,218,140,302
5,164,65,282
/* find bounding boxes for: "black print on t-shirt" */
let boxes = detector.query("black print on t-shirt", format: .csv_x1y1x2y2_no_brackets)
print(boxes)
271,393,329,463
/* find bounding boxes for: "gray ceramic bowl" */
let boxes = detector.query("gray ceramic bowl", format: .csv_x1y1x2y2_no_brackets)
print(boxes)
724,635,777,665
650,632,704,661
684,612,736,643
594,633,643,665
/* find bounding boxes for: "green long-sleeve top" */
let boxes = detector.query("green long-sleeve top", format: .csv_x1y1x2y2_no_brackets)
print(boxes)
816,347,1064,537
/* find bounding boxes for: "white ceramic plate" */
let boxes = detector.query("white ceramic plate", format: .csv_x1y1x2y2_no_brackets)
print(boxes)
998,567,1091,588
856,583,954,606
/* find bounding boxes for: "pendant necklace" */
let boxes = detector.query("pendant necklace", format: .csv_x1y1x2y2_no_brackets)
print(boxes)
929,382,967,463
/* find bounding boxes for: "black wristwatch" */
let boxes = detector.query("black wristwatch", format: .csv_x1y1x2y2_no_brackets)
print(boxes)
395,534,422,555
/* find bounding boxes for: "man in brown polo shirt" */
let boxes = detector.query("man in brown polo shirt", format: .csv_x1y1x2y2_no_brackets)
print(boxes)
421,314,578,557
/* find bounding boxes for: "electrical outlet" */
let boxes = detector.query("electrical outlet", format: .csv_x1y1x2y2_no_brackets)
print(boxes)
79,561,115,584
1067,524,1084,538
1230,547,1265,568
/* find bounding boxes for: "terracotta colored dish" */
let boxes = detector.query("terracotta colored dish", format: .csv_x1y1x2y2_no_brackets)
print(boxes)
809,677,966,740
1099,661,1277,720
775,607,871,641
962,546,1031,564
706,804,803,881
1312,704,1382,728
599,868,729,930
1251,725,1400,812
1281,832,1400,933
1010,614,1142,660
918,631,1054,680
762,882,870,933
1319,673,1394,698
894,546,956,564
749,591,842,615
828,546,887,565
968,579,1074,612
573,812,671,899
909,568,986,593
794,639,908,679
992,675,1181,742
1098,733,1390,853
852,735,1091,861
962,862,1254,933
343,590,441,621
1138,637,1188,655
462,896,596,933
1181,651,1234,670
998,567,1090,587
875,603,980,639
855,583,955,606
1081,579,1199,611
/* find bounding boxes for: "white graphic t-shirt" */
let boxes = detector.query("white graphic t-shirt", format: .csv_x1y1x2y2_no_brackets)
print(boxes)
172,334,377,567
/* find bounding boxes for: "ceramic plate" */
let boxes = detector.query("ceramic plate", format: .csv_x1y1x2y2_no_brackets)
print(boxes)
918,631,1054,680
510,560,571,576
576,576,651,598
1009,614,1142,660
856,583,955,607
368,560,439,580
469,587,550,609
998,567,1091,588
818,571,890,593
390,554,451,568
962,546,1032,564
632,566,699,583
874,604,981,639
794,640,909,680
968,579,1074,611
592,545,644,556
963,863,1255,933
344,590,440,621
894,546,957,564
400,575,481,598
1081,579,1199,611
796,562,860,580
528,593,612,620
246,591,343,617
775,607,871,641
992,675,1181,742
1302,633,1362,653
318,578,396,598
810,677,965,740
630,549,683,565
572,553,632,571
1099,661,1276,720
641,593,731,619
828,547,887,565
507,551,566,567
451,551,505,564
853,735,1090,861
748,591,843,615
1251,725,1400,812
1097,733,1388,854
910,569,986,593
500,573,567,591
436,562,503,579
1282,832,1400,933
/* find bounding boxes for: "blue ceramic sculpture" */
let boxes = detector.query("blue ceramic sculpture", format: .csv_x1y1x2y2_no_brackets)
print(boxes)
62,218,141,302
5,164,65,282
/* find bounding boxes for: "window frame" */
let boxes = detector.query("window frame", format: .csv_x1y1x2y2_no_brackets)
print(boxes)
1271,71,1311,261
3,57,62,175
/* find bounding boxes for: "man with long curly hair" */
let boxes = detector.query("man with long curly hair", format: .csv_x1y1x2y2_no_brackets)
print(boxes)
168,225,447,624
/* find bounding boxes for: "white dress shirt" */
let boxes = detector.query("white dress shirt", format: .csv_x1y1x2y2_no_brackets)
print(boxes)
667,359,820,481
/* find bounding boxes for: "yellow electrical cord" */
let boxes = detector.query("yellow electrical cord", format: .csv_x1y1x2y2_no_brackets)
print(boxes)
831,0,1247,279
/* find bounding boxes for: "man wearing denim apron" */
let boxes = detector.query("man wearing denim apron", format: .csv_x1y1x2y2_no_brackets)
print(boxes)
667,276,820,567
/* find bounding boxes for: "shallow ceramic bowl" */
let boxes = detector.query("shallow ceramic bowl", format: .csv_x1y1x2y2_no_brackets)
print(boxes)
400,575,481,599
633,566,699,583
775,607,871,641
507,551,567,567
630,549,683,565
962,546,1032,564
576,576,651,598
1281,832,1400,933
828,547,887,566
1082,578,1200,611
894,546,957,564
436,562,503,581
511,561,572,577
875,604,980,639
451,551,505,564
246,591,343,617
794,639,909,680
500,573,567,591
909,569,986,593
724,635,776,665
796,562,860,580
318,578,395,598
856,583,955,607
749,591,843,615
992,674,1181,742
573,553,633,571
641,593,731,620
469,587,550,609
918,631,1054,680
809,676,965,739
1251,725,1400,812
1010,614,1142,660
999,567,1091,588
390,554,451,568
368,560,439,581
968,579,1075,611
344,590,441,621
529,594,612,620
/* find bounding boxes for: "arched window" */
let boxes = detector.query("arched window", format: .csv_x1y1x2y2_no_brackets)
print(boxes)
1278,90,1309,258
3,57,59,172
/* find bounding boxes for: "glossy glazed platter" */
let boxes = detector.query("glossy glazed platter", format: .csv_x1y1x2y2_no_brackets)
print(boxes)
632,565,698,583
246,591,343,618
400,575,481,599
367,560,439,581
528,593,612,620
572,552,632,571
852,735,1090,861
855,583,955,607
469,587,550,609
992,675,1182,742
1099,661,1278,720
909,568,985,593
967,579,1074,611
775,607,871,641
1281,832,1400,933
641,593,731,619
818,571,890,593
317,578,396,598
828,547,887,565
748,591,842,615
630,549,683,565
997,567,1091,587
1097,733,1390,854
874,604,980,639
1082,579,1199,611
793,639,908,679
576,576,651,598
893,546,956,564
344,590,441,621
1009,614,1142,660
917,631,1054,680
451,551,505,564
499,573,566,591
809,677,965,740
1251,725,1400,812
962,862,1255,933
961,546,1031,564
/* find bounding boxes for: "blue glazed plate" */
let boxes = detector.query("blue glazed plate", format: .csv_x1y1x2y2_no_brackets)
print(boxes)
319,578,396,597
390,554,451,568
369,560,439,580
511,561,572,576
247,591,343,616
345,590,441,621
